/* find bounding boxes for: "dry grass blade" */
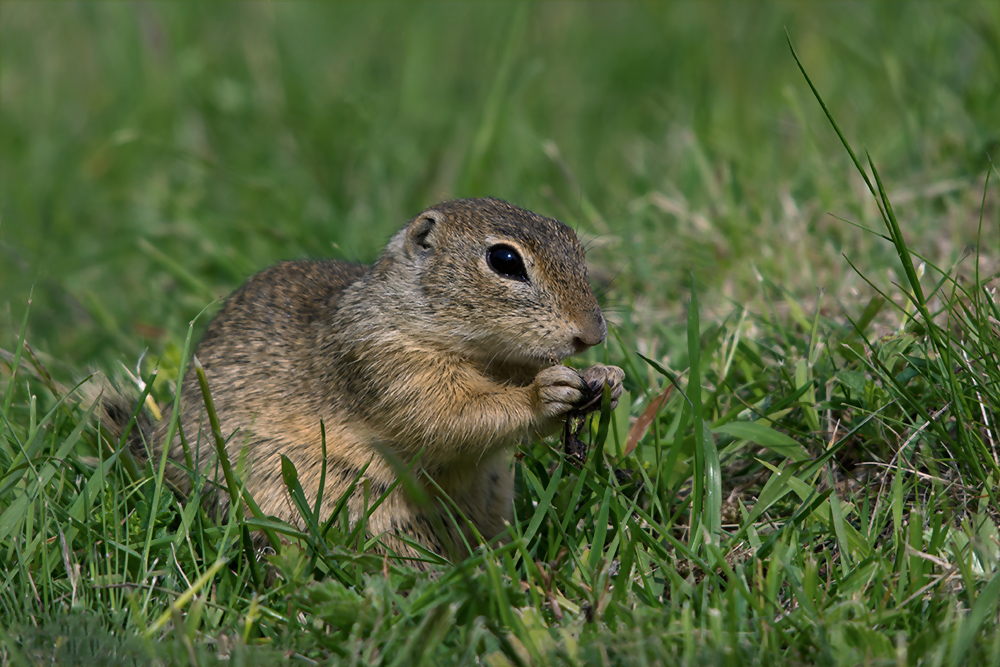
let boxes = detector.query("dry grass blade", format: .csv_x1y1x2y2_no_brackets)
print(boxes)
624,385,673,457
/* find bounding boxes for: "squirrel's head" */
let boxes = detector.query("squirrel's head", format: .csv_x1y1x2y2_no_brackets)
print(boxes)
377,198,607,371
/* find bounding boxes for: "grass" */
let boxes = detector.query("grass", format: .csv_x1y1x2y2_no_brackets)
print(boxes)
2,3,999,665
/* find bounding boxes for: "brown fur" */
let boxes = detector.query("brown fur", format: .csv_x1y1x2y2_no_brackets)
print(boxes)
111,198,624,567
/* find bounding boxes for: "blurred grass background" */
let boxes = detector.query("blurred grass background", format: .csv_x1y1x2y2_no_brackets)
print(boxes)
3,2,996,374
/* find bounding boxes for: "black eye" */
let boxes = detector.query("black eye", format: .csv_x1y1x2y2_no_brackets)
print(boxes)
487,244,529,282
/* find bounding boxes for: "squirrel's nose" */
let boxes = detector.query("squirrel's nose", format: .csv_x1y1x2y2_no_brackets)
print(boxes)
572,312,607,352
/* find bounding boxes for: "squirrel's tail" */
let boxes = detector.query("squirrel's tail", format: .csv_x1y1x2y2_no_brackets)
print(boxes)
97,384,156,463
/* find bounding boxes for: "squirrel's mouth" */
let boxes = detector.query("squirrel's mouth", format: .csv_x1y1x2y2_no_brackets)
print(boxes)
470,346,560,380
461,331,582,376
481,345,577,372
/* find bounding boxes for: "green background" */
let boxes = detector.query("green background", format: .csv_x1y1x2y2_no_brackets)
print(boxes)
3,2,996,372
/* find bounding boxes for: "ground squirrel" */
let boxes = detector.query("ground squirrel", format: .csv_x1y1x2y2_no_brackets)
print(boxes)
109,197,624,567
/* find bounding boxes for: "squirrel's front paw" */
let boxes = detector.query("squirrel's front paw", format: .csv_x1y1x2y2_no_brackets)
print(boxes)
534,365,589,419
580,364,626,411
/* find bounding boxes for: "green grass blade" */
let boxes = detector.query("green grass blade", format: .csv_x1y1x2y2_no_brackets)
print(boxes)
2,289,32,415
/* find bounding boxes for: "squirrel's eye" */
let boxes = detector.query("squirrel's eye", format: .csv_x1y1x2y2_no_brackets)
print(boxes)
487,244,529,282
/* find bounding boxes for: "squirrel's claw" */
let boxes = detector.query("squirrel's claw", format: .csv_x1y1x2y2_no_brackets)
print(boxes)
578,363,625,412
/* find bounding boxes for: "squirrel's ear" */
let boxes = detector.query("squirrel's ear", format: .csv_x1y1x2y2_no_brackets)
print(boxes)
404,210,443,258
